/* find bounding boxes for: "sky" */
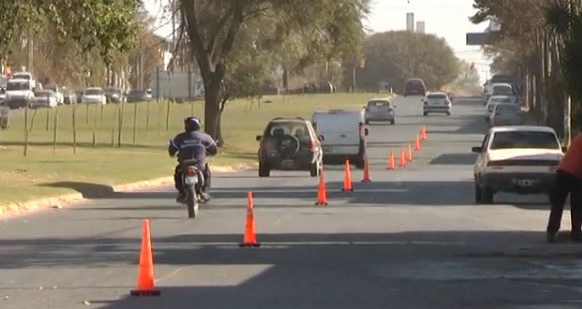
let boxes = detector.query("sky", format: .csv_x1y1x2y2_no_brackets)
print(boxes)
144,0,492,82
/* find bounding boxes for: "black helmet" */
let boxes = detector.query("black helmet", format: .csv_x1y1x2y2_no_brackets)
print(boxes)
184,116,201,132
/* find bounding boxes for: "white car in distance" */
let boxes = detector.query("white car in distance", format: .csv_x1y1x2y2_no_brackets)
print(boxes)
472,126,565,204
82,87,107,105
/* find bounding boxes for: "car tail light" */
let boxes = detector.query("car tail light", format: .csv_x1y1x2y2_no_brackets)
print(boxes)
308,140,315,151
185,167,196,176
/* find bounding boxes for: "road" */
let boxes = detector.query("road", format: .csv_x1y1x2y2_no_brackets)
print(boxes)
1,95,581,309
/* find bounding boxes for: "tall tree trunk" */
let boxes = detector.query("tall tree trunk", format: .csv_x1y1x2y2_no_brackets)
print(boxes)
203,73,223,143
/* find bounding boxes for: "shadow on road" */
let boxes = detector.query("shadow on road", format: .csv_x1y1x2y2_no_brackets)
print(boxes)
427,117,488,135
429,153,478,165
2,231,581,307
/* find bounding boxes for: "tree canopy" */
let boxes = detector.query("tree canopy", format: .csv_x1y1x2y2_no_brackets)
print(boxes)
178,0,370,143
355,31,459,92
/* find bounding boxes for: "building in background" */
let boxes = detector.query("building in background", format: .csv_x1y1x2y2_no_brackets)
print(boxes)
416,21,425,33
406,12,415,32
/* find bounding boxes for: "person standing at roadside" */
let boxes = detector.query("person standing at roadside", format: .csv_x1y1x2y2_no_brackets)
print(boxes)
547,128,582,242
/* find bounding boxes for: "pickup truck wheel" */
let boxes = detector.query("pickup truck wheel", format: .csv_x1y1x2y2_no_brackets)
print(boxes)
474,184,482,203
258,162,270,177
482,187,494,204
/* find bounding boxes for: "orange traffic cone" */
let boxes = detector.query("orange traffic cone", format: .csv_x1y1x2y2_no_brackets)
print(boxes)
387,151,395,170
398,148,406,168
239,192,260,247
414,135,421,152
315,171,328,206
130,219,161,296
420,126,427,141
342,160,353,192
406,144,413,162
361,156,371,183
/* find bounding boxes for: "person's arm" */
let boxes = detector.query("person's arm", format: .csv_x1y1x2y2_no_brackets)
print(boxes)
204,134,218,156
168,136,180,157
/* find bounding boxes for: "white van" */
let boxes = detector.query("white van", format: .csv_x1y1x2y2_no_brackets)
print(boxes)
311,109,368,169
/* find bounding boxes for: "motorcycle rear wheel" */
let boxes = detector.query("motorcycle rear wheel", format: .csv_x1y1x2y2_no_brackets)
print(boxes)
186,186,199,218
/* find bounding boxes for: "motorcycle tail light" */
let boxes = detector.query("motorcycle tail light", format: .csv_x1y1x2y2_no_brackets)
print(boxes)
185,167,196,176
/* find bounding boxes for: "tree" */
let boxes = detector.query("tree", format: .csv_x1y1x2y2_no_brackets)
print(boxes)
177,0,370,144
0,0,140,73
355,31,459,92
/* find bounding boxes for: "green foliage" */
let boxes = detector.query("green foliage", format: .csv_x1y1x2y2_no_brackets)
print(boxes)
356,31,459,92
0,0,140,66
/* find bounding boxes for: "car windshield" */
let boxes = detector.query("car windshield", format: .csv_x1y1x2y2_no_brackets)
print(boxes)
427,94,446,99
493,86,513,95
85,89,102,95
7,82,29,90
490,131,559,150
265,122,310,140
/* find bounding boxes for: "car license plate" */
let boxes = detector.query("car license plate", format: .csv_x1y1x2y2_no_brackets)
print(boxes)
513,178,537,187
324,146,335,153
281,159,294,168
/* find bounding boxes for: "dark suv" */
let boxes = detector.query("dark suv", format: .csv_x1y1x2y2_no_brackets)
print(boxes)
404,78,427,97
256,117,323,177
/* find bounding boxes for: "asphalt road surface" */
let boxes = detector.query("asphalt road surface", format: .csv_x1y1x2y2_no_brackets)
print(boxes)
1,96,581,309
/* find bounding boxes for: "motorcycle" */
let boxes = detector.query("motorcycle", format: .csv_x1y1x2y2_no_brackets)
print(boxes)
179,159,207,218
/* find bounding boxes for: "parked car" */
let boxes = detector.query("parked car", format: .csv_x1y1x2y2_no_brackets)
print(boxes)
256,117,323,177
485,96,515,122
363,98,395,125
489,103,523,126
5,78,34,109
63,90,77,105
31,90,58,109
104,87,125,103
472,126,565,204
81,87,107,105
44,84,64,105
404,78,427,97
422,92,452,116
312,109,368,169
126,89,150,103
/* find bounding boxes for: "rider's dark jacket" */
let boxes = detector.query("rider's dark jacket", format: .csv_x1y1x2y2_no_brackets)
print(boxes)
168,131,218,165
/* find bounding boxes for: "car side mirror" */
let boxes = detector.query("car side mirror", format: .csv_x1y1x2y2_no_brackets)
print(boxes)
256,135,262,142
364,128,369,136
318,135,324,141
562,146,568,152
471,146,482,153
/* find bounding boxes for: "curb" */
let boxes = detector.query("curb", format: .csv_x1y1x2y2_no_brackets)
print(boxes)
0,163,255,219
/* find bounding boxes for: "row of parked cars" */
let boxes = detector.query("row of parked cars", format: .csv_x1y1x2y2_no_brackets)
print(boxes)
472,80,565,204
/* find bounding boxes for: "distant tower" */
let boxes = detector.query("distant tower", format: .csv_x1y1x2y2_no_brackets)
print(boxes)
406,13,415,32
416,21,425,33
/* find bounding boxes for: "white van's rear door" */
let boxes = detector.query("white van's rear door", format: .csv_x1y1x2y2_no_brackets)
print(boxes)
312,111,362,155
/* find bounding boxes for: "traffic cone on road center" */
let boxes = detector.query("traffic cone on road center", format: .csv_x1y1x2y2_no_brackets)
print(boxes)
406,144,413,162
414,135,421,152
130,219,161,297
398,148,406,168
420,126,427,141
387,151,395,170
315,171,328,206
239,192,260,247
342,160,353,192
361,156,371,183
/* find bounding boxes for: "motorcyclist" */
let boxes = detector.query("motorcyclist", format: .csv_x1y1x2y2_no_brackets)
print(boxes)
168,117,218,203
